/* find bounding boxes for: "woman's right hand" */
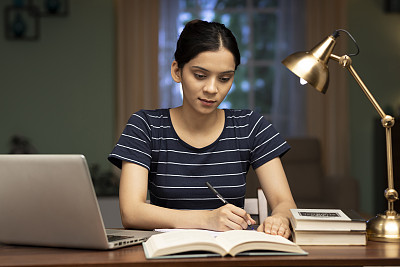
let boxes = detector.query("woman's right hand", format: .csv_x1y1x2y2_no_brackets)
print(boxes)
205,204,256,231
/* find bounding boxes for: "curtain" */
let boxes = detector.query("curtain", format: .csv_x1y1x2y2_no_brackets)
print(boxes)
271,0,307,137
114,0,160,137
305,0,349,177
158,0,182,109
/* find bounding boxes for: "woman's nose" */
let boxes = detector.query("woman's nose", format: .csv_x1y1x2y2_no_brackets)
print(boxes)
203,78,218,94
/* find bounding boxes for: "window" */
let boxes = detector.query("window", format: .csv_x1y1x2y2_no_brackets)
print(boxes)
159,0,306,136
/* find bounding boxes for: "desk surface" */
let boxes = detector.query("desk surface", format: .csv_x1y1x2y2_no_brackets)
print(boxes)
1,241,400,267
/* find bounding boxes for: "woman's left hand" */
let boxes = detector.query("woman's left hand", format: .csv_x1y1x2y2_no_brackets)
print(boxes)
257,215,291,239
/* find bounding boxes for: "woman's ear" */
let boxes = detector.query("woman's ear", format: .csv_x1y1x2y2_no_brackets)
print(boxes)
171,61,182,83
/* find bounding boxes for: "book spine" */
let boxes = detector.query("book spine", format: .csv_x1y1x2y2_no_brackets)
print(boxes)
343,210,365,222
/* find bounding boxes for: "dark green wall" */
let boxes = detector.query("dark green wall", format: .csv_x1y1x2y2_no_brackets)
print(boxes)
0,0,115,173
348,0,400,215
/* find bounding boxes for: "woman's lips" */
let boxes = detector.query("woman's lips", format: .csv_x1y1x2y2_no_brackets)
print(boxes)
199,98,216,106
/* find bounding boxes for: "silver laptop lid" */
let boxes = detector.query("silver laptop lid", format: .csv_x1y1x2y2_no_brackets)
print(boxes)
0,154,110,249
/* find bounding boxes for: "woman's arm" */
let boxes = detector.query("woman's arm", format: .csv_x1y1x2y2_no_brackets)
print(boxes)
255,157,297,238
119,161,255,231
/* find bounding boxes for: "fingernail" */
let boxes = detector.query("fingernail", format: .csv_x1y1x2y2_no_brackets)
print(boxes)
247,220,251,225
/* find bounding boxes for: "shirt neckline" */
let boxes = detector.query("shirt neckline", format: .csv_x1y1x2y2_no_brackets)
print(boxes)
167,108,227,152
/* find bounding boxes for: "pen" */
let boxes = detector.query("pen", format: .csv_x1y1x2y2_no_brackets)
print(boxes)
205,182,229,204
205,182,254,230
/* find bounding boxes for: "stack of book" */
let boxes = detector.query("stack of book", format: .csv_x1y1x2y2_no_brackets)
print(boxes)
290,208,367,245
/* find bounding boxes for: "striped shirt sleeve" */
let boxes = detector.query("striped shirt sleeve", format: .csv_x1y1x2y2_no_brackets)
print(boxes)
248,110,290,169
108,110,153,170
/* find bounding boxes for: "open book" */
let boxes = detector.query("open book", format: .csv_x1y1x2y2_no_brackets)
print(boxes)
143,230,308,259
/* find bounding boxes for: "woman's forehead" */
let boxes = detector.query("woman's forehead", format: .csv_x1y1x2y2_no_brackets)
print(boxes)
186,49,236,72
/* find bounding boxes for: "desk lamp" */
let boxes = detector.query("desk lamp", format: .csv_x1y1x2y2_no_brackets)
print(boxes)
282,29,400,242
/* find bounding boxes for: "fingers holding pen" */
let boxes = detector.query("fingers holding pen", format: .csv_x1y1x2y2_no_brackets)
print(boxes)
205,182,255,231
228,204,256,229
208,204,255,231
219,204,248,230
245,212,257,227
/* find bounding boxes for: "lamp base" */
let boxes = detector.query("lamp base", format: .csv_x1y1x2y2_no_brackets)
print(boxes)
367,213,400,242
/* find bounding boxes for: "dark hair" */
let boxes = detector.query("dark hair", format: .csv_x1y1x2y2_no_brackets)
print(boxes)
174,20,240,70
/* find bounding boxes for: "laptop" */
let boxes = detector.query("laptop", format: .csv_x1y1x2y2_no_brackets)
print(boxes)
0,154,158,250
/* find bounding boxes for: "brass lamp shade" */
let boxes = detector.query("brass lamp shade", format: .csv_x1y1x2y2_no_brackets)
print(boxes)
282,52,329,93
282,35,337,94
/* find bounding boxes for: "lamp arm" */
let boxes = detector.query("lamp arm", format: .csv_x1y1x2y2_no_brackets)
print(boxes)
330,54,386,118
330,54,399,214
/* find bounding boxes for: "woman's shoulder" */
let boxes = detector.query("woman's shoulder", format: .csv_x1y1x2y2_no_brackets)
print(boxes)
134,108,169,117
130,109,170,121
126,109,170,129
225,108,252,117
224,109,264,123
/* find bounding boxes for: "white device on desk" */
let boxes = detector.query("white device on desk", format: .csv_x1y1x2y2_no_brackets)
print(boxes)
0,154,158,250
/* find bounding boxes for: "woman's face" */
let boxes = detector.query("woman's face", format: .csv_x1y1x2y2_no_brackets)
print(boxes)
173,48,236,115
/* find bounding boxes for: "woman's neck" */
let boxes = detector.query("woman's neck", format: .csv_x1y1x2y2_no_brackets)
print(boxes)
170,106,225,148
177,106,221,131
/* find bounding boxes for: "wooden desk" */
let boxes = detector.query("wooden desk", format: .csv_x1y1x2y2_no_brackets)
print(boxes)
1,241,400,267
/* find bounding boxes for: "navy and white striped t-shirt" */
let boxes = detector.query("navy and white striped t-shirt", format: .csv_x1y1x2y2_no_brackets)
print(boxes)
108,109,290,210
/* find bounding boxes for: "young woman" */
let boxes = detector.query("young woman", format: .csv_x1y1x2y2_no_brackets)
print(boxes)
108,20,296,239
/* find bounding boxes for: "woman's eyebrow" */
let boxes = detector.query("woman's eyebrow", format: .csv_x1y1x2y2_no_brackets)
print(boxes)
191,66,235,74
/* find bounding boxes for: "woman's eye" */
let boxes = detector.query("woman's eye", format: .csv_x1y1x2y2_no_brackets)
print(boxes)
220,76,232,82
194,73,206,79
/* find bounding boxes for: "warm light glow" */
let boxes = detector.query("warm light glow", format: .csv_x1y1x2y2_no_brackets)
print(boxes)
300,78,308,85
385,220,400,236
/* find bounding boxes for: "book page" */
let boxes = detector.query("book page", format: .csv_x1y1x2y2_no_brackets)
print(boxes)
144,230,227,258
215,230,295,253
154,228,222,237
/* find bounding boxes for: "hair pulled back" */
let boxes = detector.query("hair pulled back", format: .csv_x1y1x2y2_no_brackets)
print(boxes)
174,20,240,70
